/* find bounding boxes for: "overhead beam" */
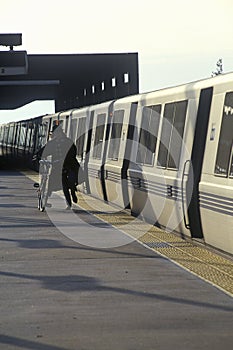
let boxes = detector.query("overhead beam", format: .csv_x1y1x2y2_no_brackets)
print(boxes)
0,33,22,48
0,53,139,110
0,80,60,86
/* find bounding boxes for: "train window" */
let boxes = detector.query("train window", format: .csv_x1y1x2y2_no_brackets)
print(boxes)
0,126,2,143
93,113,106,159
112,77,116,87
157,100,188,169
108,110,124,161
76,117,86,158
136,105,161,165
70,119,77,141
215,92,233,177
1,126,4,143
28,122,36,150
8,125,15,145
0,125,3,140
124,73,129,84
3,126,7,144
25,125,32,148
18,123,27,147
3,126,9,143
36,122,49,151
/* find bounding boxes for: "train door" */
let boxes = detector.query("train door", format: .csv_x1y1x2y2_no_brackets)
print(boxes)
87,101,114,201
84,110,94,194
69,107,90,193
70,108,89,161
57,111,71,135
127,102,163,222
104,96,140,209
185,87,213,239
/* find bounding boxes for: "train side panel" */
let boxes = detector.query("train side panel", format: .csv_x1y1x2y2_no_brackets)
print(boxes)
127,86,200,237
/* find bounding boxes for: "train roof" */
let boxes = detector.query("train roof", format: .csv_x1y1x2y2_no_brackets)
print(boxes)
145,71,233,94
2,71,233,127
139,71,233,103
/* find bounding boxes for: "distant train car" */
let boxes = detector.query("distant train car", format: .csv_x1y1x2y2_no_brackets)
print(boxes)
0,73,232,255
0,116,44,166
0,123,7,157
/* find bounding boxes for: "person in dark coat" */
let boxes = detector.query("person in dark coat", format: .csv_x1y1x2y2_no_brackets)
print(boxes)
35,124,80,208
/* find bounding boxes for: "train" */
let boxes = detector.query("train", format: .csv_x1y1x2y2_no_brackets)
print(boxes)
0,72,233,255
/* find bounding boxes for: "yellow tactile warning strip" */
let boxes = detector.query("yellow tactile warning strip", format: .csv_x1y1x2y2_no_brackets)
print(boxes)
23,170,233,297
77,192,233,297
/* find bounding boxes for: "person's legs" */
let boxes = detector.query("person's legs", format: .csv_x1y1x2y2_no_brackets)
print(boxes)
67,170,78,204
62,173,72,207
71,188,77,203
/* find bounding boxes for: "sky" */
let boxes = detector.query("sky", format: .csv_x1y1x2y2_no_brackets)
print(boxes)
1,0,233,123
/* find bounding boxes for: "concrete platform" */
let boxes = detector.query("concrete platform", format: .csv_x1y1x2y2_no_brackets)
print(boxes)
0,170,233,350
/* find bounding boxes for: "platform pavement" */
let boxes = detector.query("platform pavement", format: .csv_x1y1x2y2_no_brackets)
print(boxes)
0,169,233,350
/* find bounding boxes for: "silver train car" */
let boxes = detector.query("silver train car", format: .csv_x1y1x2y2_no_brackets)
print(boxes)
1,73,233,255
